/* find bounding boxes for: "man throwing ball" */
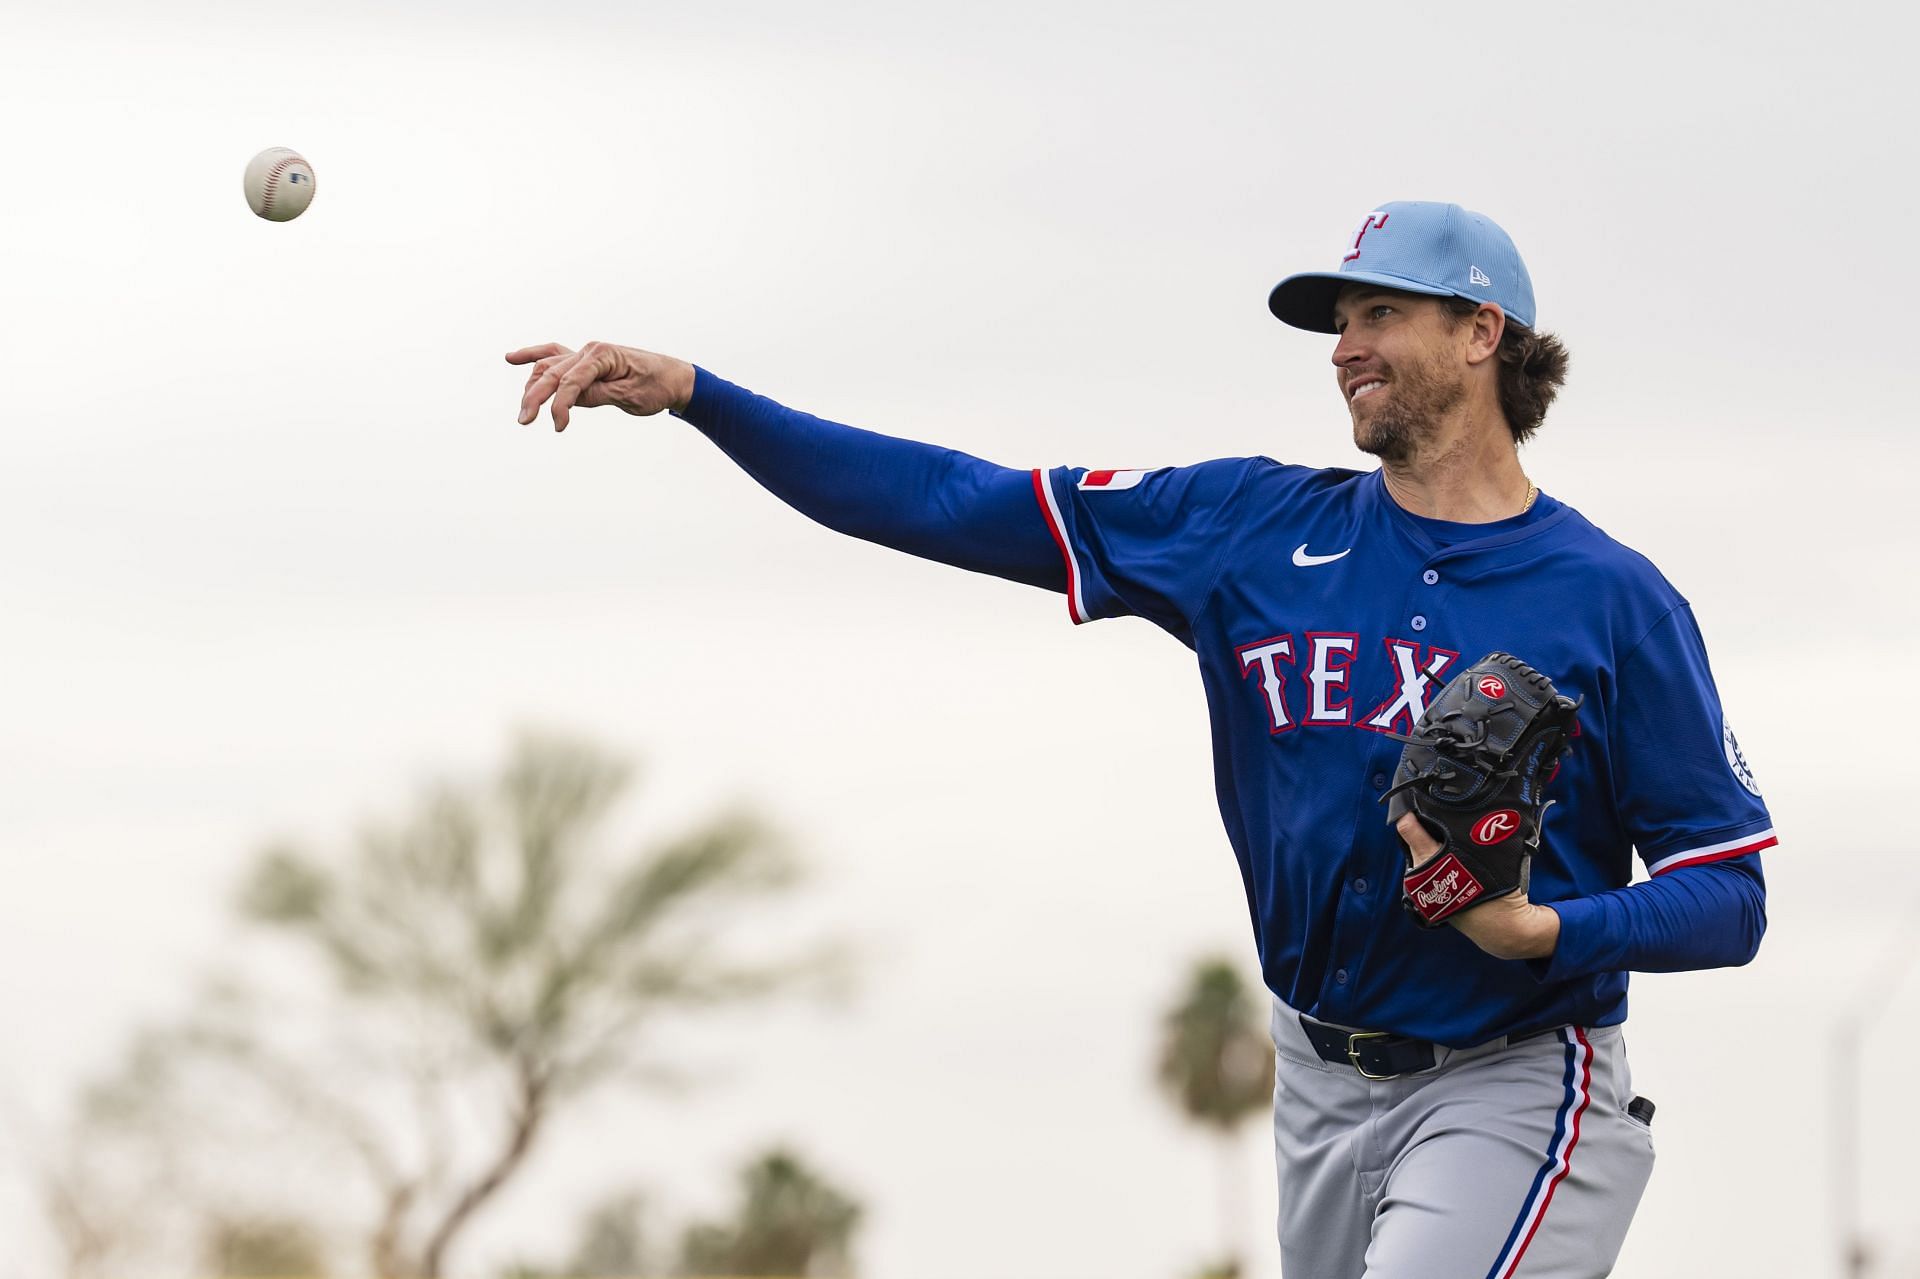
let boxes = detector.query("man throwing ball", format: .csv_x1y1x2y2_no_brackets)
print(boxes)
509,201,1774,1278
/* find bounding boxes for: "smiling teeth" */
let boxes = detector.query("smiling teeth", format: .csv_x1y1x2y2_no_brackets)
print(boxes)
1352,381,1386,399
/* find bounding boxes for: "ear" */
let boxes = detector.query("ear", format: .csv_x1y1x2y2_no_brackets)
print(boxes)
1463,303,1506,367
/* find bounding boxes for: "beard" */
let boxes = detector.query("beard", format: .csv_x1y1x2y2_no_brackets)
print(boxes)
1350,356,1466,465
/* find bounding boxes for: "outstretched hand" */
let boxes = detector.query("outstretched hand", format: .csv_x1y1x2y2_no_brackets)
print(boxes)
1396,812,1562,961
506,341,697,431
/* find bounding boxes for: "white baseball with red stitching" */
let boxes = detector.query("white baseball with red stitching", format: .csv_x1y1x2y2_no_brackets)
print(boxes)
243,147,316,222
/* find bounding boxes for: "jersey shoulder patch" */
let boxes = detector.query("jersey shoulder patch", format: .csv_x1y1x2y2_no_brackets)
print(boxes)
1723,720,1762,797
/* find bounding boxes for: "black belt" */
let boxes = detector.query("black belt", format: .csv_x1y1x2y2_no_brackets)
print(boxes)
1298,1015,1560,1081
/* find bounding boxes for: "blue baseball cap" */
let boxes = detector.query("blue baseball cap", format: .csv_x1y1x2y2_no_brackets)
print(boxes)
1268,201,1535,334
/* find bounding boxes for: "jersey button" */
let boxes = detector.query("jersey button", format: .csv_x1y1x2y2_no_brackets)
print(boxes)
1353,877,1369,893
1372,772,1387,789
1411,615,1428,631
1422,569,1440,585
1334,968,1349,985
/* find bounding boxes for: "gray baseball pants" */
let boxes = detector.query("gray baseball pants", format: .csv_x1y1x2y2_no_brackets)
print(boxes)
1268,999,1656,1278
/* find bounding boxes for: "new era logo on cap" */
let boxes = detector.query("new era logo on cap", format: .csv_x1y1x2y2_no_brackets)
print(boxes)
1268,201,1537,334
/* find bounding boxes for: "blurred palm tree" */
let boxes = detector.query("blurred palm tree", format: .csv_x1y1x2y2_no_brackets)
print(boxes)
50,730,846,1279
1156,958,1274,1279
677,1147,863,1277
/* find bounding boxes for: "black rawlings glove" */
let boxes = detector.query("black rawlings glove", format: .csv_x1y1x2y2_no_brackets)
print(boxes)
1381,652,1581,928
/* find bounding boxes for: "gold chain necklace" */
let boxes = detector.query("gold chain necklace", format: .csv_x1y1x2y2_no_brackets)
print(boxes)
1521,482,1538,514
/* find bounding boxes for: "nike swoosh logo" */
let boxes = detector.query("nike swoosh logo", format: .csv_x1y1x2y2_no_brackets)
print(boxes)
1292,544,1352,567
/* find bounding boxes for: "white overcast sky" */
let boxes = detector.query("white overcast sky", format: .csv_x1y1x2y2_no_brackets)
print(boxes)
3,2,1917,1277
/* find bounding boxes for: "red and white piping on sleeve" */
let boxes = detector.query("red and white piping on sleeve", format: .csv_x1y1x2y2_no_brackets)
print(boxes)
1032,468,1090,625
1645,827,1778,876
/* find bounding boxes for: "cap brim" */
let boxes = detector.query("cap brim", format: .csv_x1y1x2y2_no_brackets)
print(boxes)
1267,270,1456,334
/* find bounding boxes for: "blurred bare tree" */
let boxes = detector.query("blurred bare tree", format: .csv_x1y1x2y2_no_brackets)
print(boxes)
676,1147,863,1277
49,730,845,1279
1156,958,1274,1279
40,1022,215,1279
39,1096,163,1279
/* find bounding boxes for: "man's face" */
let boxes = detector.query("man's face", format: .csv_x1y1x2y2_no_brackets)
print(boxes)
1329,286,1470,465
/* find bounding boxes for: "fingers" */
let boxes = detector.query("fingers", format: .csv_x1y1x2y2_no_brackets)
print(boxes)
509,340,642,431
520,355,566,401
549,352,608,432
512,343,582,427
505,342,572,365
518,350,585,426
1395,812,1443,867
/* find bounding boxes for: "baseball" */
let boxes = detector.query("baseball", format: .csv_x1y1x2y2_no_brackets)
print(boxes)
243,147,316,222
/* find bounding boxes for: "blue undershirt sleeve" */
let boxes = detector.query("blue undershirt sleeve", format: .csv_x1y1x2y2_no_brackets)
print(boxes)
1532,852,1767,981
671,367,1065,592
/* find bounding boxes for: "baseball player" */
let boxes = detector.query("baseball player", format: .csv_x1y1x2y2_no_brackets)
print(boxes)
507,201,1774,1278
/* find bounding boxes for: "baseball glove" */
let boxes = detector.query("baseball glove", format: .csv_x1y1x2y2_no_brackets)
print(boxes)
1381,652,1581,928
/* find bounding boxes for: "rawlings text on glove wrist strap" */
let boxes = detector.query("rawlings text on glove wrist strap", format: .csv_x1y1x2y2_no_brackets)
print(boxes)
1402,850,1490,925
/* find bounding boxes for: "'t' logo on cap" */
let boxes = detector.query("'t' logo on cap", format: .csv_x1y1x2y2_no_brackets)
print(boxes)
1343,211,1389,263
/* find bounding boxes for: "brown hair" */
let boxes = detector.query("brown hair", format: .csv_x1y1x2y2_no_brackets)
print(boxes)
1442,297,1570,445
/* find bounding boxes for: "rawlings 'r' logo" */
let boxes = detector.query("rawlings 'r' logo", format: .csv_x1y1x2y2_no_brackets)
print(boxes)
1471,810,1520,845
1476,675,1506,699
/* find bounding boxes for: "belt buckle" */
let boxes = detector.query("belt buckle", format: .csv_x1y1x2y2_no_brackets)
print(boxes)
1346,1030,1400,1081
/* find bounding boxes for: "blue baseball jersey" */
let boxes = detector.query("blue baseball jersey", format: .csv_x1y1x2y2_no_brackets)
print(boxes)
676,369,1775,1049
1032,459,1775,1045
